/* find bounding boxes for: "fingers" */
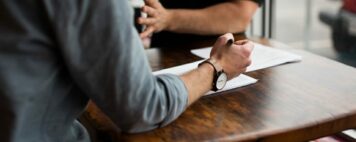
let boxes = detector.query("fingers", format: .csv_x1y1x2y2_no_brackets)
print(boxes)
242,59,252,70
219,33,235,46
141,6,158,17
241,68,247,74
211,35,254,79
223,33,235,44
214,33,234,47
233,40,254,58
138,17,156,25
242,41,254,53
144,0,162,8
246,59,252,67
140,26,155,38
243,59,252,70
211,33,235,57
242,41,254,58
234,39,248,45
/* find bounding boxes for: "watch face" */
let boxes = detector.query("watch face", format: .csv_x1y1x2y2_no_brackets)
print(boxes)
216,73,227,90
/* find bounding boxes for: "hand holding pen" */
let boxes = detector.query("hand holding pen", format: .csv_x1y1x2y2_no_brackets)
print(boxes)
209,33,254,80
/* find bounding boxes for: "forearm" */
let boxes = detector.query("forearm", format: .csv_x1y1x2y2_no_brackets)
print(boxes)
166,1,258,35
180,63,214,105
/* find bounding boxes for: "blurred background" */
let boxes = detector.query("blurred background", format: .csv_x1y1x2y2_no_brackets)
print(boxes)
248,0,356,67
249,1,356,141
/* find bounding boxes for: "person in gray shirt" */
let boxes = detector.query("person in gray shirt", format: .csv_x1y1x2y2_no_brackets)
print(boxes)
0,0,253,142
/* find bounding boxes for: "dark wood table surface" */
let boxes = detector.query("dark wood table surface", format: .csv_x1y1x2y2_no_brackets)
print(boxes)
81,38,356,142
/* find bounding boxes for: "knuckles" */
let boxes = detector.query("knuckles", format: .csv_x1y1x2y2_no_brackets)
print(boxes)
245,59,252,67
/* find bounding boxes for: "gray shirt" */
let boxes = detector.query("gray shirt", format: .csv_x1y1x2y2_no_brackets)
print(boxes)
0,0,188,142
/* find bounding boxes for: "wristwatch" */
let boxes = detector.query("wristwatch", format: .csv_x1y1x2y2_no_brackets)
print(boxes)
199,58,228,91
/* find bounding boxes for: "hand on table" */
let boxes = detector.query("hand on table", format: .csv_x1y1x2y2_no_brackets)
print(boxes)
138,0,171,38
210,33,253,80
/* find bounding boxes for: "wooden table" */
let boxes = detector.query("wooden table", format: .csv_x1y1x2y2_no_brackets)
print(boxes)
81,38,356,142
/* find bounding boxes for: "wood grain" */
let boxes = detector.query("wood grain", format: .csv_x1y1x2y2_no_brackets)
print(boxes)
81,38,356,142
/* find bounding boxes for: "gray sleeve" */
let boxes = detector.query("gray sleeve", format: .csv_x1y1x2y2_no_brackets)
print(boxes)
45,0,188,133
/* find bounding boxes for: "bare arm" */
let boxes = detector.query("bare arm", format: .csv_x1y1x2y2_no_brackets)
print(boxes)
181,34,253,105
139,0,259,38
166,1,258,34
180,63,214,105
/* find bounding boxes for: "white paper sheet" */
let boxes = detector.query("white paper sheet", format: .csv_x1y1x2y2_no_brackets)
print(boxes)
153,60,258,95
191,43,302,72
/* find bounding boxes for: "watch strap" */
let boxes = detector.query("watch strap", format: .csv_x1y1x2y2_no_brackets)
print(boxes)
198,59,225,91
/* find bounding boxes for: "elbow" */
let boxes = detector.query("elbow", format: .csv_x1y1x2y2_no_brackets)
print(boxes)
114,100,164,133
115,106,162,133
111,75,188,133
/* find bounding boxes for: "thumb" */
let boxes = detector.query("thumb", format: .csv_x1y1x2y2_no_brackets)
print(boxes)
210,33,234,57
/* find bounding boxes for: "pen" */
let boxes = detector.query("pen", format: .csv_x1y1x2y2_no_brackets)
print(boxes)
226,39,234,48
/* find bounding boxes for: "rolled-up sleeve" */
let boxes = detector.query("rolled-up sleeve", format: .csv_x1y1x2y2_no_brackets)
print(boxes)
45,0,188,133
